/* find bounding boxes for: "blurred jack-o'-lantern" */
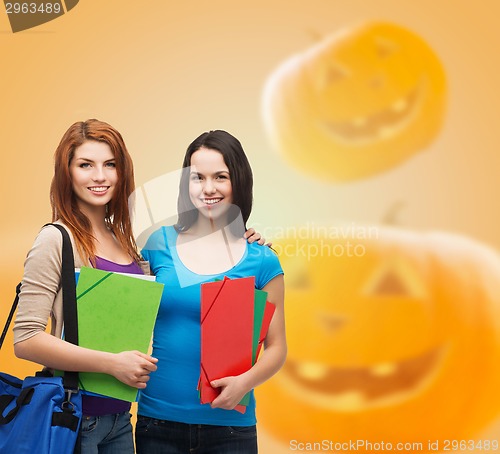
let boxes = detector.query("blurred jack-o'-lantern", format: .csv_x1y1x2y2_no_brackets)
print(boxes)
262,22,447,181
257,226,500,447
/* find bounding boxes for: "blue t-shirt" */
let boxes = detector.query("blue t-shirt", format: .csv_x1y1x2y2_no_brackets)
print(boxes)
138,225,283,426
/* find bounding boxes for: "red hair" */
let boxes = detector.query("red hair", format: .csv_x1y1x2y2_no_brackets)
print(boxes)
50,119,141,264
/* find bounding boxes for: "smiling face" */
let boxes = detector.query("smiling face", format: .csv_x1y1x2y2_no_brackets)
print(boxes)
188,147,233,221
69,140,117,214
257,229,500,445
263,21,447,181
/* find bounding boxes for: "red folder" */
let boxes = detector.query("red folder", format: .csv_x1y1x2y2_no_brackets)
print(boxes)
199,277,255,413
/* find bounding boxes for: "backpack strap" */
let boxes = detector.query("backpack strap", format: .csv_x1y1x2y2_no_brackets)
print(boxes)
44,223,79,391
0,283,21,349
0,224,79,391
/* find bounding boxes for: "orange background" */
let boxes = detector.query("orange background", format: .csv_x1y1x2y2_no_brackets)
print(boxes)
1,1,499,452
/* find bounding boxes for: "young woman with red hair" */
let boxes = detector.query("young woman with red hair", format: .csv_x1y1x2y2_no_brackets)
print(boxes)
13,119,158,453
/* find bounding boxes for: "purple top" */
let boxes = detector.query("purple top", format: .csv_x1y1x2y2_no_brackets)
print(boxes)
82,256,144,416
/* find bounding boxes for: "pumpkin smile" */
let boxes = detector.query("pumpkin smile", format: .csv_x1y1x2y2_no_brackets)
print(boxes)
279,345,444,412
320,82,423,145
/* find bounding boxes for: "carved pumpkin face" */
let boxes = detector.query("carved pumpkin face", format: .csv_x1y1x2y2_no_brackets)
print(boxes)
263,22,447,181
257,228,500,446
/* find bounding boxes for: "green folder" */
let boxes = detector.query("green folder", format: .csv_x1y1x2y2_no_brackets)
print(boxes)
75,266,163,401
238,288,269,406
252,289,268,364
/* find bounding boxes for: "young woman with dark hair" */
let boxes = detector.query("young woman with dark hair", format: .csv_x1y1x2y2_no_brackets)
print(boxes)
136,130,287,454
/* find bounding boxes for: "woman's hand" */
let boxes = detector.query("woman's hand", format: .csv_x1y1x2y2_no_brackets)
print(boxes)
209,375,250,410
244,228,272,247
15,332,159,388
110,351,158,389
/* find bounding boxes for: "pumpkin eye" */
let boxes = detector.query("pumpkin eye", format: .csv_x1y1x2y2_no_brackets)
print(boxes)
362,257,427,299
288,271,311,290
374,36,399,59
370,269,409,296
325,63,350,85
284,257,312,290
315,62,350,93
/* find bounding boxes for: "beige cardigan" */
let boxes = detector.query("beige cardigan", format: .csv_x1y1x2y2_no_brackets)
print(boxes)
14,223,85,344
13,223,149,345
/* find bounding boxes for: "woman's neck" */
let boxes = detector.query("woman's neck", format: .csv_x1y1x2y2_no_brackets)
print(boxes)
186,212,246,241
177,217,247,275
188,215,231,238
79,204,109,235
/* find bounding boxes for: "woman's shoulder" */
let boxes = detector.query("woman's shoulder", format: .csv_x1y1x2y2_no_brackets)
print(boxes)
244,242,283,289
36,221,74,240
31,223,66,251
142,225,176,251
246,241,282,270
247,241,280,259
30,222,85,267
22,224,67,278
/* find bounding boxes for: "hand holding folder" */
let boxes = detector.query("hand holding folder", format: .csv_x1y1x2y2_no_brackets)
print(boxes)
74,267,163,402
198,276,275,413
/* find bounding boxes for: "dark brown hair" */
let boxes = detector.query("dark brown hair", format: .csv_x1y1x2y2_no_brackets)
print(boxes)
175,130,253,233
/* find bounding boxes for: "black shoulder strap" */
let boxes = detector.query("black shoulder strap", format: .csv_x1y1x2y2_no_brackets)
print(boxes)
0,284,21,349
46,224,79,348
0,223,79,390
43,223,79,390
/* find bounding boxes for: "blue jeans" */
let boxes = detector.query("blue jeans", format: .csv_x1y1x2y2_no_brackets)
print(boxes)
135,415,258,454
78,411,134,454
